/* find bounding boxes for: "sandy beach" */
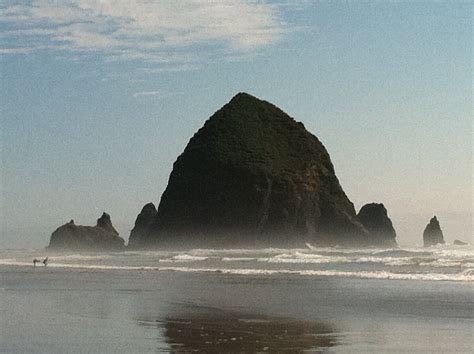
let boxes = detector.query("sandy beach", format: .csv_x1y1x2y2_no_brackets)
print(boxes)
1,249,472,353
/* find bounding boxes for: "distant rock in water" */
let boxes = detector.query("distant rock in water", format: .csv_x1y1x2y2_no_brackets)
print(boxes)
132,92,392,248
129,203,157,247
423,216,445,247
357,203,397,246
48,212,125,250
453,239,468,246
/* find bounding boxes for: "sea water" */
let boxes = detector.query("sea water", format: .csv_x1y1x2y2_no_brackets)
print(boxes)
0,244,473,352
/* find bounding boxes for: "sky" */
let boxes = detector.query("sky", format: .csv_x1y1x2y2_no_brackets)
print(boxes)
1,0,472,248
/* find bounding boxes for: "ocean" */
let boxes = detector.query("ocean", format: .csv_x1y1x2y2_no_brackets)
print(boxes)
1,244,473,352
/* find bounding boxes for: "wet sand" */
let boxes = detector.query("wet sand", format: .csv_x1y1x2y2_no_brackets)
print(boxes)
1,265,473,353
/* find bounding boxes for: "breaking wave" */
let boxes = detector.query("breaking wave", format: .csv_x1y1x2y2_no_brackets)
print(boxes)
0,259,472,282
0,243,472,283
159,254,209,262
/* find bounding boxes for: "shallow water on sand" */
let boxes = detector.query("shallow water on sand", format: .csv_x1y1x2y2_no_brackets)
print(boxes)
0,245,473,352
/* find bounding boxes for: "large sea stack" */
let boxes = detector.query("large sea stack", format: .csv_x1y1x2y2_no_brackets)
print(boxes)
423,216,445,247
48,212,125,250
357,203,397,246
134,93,389,248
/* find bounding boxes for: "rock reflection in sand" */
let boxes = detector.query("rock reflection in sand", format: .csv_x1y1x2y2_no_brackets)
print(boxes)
140,310,339,352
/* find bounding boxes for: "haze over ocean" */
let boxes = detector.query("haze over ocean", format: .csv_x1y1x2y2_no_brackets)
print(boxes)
1,1,471,249
1,3,473,353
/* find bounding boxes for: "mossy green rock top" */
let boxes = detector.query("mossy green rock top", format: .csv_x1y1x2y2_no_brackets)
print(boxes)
136,93,375,247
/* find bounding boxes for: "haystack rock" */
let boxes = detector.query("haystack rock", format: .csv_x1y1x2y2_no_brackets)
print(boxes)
134,92,384,248
357,203,397,246
48,212,125,250
423,216,445,247
129,203,157,247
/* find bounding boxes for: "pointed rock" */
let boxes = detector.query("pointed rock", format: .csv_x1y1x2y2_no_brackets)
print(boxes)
357,203,397,246
423,216,445,246
97,212,119,235
129,203,157,247
134,92,373,248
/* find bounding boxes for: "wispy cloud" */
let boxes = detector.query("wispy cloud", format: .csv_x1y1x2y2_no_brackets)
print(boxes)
132,90,175,99
1,0,303,69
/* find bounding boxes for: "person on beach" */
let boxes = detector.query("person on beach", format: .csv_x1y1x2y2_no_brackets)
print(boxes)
42,257,48,267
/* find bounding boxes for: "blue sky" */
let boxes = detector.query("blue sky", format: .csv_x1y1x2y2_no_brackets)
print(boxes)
1,0,472,248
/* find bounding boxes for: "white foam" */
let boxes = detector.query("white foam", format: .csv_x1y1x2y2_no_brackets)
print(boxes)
355,256,421,266
2,245,473,283
0,260,159,270
432,248,474,259
50,254,115,261
221,257,255,262
461,268,474,276
0,260,33,267
258,252,349,264
159,254,208,262
1,260,472,282
419,259,462,267
259,252,422,266
187,248,303,256
371,249,430,256
276,249,474,268
0,258,18,263
157,267,474,282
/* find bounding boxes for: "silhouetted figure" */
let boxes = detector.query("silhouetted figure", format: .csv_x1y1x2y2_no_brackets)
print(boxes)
42,257,48,267
33,259,40,268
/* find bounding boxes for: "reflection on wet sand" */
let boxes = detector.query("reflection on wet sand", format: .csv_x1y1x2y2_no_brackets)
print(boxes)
140,309,339,352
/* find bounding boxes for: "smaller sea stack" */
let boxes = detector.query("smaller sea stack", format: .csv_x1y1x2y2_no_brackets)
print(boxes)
357,203,397,246
423,216,445,247
129,203,157,247
453,240,468,246
48,212,125,250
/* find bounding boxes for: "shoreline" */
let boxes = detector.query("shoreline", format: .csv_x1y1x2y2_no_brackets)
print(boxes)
2,263,473,353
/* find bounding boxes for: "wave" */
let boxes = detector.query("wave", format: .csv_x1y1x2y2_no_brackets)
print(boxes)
371,249,432,257
256,252,422,267
0,260,472,282
157,267,474,282
159,254,209,262
221,257,255,262
259,254,419,266
258,252,349,264
48,254,115,261
432,249,474,259
260,254,474,268
0,260,160,271
187,248,305,256
355,256,421,266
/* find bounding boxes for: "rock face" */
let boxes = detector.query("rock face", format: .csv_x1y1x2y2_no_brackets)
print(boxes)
134,92,383,248
129,203,157,247
357,203,397,246
423,216,445,246
48,212,125,250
